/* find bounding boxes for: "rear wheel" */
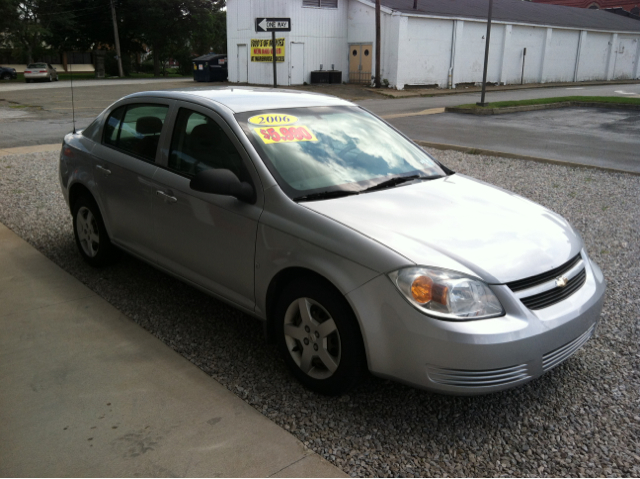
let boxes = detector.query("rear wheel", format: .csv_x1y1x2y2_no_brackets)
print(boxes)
25,78,31,83
72,195,118,267
1,73,10,80
275,278,367,395
48,74,53,82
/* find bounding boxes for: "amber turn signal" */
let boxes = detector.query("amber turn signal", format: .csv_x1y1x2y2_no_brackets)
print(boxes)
411,276,448,305
411,276,433,303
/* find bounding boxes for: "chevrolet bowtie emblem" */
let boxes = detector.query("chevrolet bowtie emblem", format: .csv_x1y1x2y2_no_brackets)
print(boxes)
556,276,569,288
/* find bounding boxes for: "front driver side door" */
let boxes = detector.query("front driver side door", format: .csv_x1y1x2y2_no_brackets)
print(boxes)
151,103,263,311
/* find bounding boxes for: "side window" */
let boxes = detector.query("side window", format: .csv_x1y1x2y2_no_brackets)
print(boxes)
104,106,125,146
168,108,245,179
103,104,169,162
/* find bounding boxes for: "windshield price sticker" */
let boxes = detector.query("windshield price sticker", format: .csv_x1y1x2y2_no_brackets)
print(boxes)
248,114,298,126
256,126,318,144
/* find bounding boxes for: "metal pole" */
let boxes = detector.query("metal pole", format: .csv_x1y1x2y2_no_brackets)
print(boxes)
375,0,381,88
521,47,527,85
110,0,124,77
477,0,493,106
272,31,277,88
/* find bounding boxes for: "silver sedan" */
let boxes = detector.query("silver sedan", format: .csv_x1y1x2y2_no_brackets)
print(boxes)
24,63,58,82
58,87,605,395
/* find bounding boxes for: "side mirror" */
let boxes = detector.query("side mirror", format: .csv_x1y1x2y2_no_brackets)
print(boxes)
190,169,255,204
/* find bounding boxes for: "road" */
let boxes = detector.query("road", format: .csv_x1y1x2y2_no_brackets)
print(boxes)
0,79,638,172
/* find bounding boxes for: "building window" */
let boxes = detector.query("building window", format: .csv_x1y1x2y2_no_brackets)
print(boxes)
303,0,338,8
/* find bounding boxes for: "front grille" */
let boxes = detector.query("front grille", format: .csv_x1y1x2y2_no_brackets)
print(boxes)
506,254,582,292
520,268,586,310
426,364,530,388
543,324,595,372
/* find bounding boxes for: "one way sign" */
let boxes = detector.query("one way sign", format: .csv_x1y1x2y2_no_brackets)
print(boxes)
255,17,291,32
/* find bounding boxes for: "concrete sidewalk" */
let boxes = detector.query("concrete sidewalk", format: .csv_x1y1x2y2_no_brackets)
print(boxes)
0,223,346,477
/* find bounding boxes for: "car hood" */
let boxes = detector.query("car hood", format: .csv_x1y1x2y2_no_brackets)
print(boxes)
302,174,582,284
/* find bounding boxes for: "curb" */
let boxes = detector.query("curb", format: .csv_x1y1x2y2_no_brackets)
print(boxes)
368,79,640,99
415,140,640,177
445,101,640,115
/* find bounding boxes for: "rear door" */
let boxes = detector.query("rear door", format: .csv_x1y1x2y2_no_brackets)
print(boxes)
92,100,172,260
151,102,264,310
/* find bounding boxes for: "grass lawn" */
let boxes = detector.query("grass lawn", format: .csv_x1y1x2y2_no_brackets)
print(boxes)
454,96,640,109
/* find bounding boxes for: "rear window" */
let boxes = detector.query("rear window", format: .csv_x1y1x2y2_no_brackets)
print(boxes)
27,63,47,69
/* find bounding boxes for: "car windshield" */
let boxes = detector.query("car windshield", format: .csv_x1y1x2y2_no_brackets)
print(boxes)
236,106,446,199
27,63,47,68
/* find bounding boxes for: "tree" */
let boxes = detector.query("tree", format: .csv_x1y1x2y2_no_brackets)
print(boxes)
128,0,225,76
0,0,75,63
0,0,227,75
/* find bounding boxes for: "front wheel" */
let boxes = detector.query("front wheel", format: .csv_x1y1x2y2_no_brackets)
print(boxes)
275,278,367,395
72,195,118,267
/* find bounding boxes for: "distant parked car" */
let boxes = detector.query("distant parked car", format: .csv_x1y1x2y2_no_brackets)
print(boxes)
24,63,58,83
0,65,17,80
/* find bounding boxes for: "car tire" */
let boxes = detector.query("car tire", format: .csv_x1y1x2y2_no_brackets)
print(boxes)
275,277,367,395
48,74,52,82
1,73,10,80
72,195,118,267
25,78,30,83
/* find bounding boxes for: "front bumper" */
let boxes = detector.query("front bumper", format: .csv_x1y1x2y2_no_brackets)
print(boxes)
347,251,606,395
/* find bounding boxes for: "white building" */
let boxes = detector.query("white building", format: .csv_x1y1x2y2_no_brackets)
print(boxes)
227,0,640,89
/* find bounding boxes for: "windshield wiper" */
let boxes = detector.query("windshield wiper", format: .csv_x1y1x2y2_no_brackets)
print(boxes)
294,190,360,202
362,174,442,193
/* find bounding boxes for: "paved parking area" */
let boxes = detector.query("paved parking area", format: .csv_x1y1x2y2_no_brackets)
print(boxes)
389,107,640,174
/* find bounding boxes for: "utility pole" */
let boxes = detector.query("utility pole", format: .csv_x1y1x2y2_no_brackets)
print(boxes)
110,0,124,77
272,31,277,88
477,0,494,106
375,0,381,88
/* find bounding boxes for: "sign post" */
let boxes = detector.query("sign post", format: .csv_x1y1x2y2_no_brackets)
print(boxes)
255,17,291,88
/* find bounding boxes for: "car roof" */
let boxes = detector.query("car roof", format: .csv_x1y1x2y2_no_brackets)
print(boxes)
126,86,355,113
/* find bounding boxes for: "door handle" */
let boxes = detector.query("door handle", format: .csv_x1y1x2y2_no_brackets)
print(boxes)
156,190,177,204
96,165,111,175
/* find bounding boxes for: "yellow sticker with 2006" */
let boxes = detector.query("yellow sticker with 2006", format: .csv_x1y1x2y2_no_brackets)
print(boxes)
255,126,318,144
248,113,298,126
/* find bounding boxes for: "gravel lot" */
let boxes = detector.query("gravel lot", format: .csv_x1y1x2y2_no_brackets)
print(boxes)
1,149,639,477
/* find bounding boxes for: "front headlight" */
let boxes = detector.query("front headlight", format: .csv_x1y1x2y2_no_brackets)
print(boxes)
388,267,504,320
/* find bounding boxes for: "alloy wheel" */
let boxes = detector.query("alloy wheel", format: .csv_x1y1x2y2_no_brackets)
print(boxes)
76,206,100,258
283,297,342,380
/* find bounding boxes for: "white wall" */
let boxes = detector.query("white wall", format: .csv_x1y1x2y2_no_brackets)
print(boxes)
227,0,348,85
396,18,453,87
544,29,581,82
227,0,640,89
392,16,640,89
455,21,505,86
347,1,398,84
613,35,640,80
